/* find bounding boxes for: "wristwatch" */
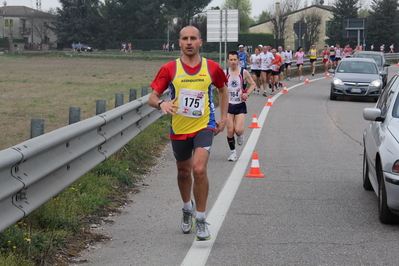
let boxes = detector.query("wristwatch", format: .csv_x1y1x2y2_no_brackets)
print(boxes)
157,99,165,109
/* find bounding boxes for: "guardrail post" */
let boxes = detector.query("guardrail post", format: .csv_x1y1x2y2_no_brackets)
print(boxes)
129,89,137,102
115,93,124,108
96,100,106,115
69,107,81,124
141,86,148,97
30,118,45,138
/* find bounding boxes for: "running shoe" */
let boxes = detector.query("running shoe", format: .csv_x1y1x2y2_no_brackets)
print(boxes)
181,200,195,234
263,91,268,97
196,219,211,241
312,73,314,76
287,76,290,81
271,90,274,95
237,134,244,146
268,83,271,88
299,76,303,81
228,152,237,162
279,82,283,88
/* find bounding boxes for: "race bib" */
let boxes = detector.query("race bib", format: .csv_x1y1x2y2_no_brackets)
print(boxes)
178,88,205,118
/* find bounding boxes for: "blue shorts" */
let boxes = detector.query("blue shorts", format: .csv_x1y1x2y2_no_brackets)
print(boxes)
228,102,247,115
171,129,214,162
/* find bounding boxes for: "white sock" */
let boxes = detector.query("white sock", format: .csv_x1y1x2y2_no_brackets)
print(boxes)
231,149,236,154
196,211,206,220
183,200,193,211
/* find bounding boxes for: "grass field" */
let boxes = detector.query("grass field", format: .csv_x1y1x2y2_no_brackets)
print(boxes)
0,52,174,265
0,53,171,150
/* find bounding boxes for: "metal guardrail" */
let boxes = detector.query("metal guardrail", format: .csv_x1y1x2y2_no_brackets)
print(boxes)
0,92,169,233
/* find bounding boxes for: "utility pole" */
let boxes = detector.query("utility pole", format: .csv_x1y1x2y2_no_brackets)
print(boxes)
36,0,41,11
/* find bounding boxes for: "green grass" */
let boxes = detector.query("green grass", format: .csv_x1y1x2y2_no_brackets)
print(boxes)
0,115,170,265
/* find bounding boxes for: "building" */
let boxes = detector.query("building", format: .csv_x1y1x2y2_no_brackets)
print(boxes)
250,4,334,51
0,4,57,50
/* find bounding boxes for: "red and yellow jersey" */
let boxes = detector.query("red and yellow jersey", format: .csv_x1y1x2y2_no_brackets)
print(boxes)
151,57,227,139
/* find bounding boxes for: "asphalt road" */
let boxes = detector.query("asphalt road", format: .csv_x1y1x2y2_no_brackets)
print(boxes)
75,68,399,266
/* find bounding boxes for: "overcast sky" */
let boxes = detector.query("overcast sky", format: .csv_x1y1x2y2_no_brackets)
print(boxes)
7,0,342,18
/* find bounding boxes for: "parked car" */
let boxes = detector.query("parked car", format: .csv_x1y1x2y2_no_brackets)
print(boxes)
78,44,93,52
352,51,390,87
329,57,387,102
363,73,399,223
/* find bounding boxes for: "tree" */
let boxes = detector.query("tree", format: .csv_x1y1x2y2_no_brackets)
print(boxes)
299,9,323,49
164,0,212,26
52,0,104,47
325,0,359,47
268,0,301,48
222,0,254,32
367,0,399,51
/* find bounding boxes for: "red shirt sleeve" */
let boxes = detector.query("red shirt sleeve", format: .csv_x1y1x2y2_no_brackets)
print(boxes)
150,61,176,94
207,59,228,88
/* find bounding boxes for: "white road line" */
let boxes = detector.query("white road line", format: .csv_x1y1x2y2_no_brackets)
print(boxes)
180,77,325,266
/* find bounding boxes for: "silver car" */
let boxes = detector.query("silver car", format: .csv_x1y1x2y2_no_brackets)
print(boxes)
329,58,387,102
363,74,399,223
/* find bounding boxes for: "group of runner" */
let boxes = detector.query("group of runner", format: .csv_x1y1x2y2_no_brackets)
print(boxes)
236,43,371,96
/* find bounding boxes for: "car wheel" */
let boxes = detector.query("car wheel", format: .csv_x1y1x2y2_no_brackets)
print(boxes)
362,148,373,191
330,88,337,100
377,163,399,224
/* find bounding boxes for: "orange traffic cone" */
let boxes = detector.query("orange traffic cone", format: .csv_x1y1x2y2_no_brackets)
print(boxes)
305,77,310,84
397,62,399,66
246,153,264,178
249,114,261,128
265,96,274,107
282,85,288,93
326,72,330,78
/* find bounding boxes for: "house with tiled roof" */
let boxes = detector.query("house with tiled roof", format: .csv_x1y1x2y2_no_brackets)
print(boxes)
250,4,334,50
0,4,57,51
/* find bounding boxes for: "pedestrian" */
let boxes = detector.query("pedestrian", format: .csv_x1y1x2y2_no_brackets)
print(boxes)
390,44,394,53
329,45,336,69
344,44,352,58
237,43,249,69
334,43,342,66
260,45,274,96
270,49,282,94
380,44,385,53
294,46,305,81
321,45,330,73
77,42,81,52
371,44,374,51
71,42,75,52
308,44,318,76
127,42,132,52
166,43,169,52
162,43,166,52
148,25,228,241
284,45,293,81
276,46,285,88
171,43,175,52
225,50,255,162
249,47,262,94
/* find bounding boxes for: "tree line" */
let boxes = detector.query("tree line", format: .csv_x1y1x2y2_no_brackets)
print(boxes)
49,0,399,51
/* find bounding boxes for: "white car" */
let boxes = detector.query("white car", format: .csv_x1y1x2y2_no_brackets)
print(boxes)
363,74,399,224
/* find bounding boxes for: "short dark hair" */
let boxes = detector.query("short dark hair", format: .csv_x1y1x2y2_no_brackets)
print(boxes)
228,50,239,58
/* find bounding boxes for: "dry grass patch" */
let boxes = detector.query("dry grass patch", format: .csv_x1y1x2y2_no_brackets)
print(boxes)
0,54,169,149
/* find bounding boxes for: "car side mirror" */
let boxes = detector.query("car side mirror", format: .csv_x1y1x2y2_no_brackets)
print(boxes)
363,108,383,122
384,63,390,67
380,71,388,76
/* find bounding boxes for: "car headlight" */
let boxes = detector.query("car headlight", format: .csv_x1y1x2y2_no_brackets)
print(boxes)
332,78,344,86
369,79,382,87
